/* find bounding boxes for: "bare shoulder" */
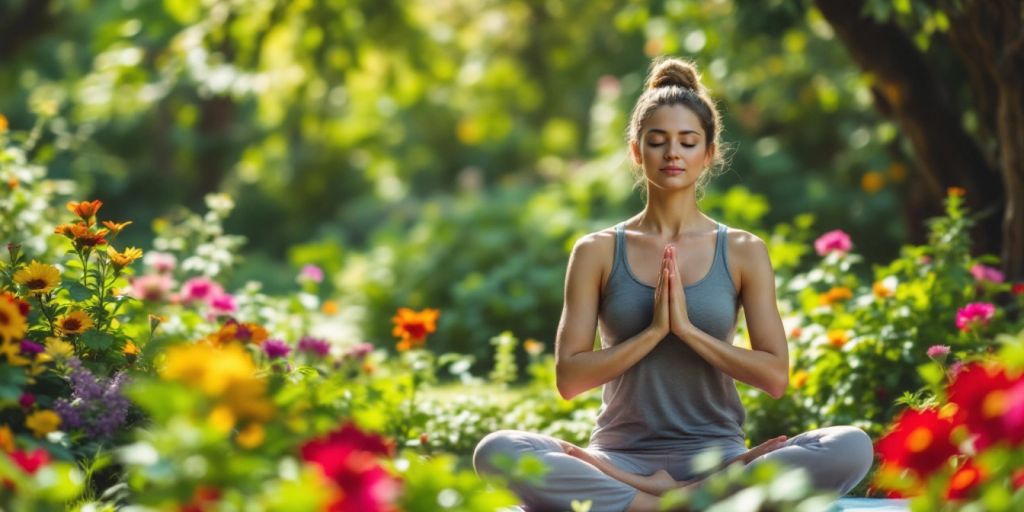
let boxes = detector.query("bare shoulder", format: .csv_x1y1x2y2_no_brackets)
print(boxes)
568,227,618,289
724,227,773,290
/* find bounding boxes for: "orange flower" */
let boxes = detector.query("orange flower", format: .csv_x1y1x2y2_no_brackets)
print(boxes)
203,319,268,347
827,330,849,348
391,307,439,351
792,370,809,389
819,287,853,306
872,281,892,299
321,300,339,315
0,113,8,133
887,162,907,182
524,338,544,356
123,340,139,356
0,297,27,342
789,326,803,339
101,220,132,235
861,172,885,194
68,223,108,248
947,187,966,197
67,200,103,225
0,425,14,453
56,310,93,336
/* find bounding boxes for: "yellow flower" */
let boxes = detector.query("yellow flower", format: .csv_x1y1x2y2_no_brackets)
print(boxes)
13,261,61,295
161,343,256,396
792,370,809,389
872,281,892,298
235,423,265,449
1,338,31,366
25,410,61,437
0,113,8,133
107,246,143,269
44,337,75,361
66,200,103,225
0,425,14,453
819,287,853,306
860,171,885,194
123,340,139,356
56,310,93,336
0,297,27,342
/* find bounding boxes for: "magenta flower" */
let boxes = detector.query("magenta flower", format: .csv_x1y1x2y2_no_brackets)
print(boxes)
20,339,44,355
208,292,237,315
927,345,950,360
297,336,331,358
181,277,224,303
129,274,176,302
969,263,1005,284
143,251,176,274
19,392,35,409
345,342,375,361
298,264,324,284
955,302,996,332
814,229,853,256
948,361,966,379
263,339,291,359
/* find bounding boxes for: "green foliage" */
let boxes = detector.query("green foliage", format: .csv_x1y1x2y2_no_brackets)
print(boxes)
488,331,518,388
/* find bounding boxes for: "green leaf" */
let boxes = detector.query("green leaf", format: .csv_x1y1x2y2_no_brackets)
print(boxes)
65,281,93,301
80,330,115,350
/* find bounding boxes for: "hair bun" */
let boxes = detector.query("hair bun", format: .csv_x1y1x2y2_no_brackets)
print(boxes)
645,58,701,92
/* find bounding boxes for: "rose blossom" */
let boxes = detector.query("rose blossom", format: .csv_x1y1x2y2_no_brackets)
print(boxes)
955,302,996,332
814,229,853,256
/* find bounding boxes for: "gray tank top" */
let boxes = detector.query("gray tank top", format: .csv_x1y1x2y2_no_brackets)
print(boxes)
589,220,745,452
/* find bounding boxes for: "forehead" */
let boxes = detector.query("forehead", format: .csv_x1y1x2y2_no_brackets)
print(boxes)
643,104,703,136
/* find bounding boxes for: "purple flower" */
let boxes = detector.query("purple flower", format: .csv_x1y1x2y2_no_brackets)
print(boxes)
54,358,131,439
20,339,44,355
969,263,1005,284
814,229,853,256
263,339,291,359
297,336,331,358
298,264,324,284
926,345,950,360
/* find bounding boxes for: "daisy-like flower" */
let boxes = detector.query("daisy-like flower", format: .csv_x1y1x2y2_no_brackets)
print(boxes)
0,297,27,342
107,246,143,270
101,220,132,235
391,307,440,351
1,338,30,366
13,261,60,295
66,200,103,225
876,407,958,479
68,223,108,249
56,310,93,336
44,337,75,362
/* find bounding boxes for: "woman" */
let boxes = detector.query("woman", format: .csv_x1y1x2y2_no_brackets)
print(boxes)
473,57,873,512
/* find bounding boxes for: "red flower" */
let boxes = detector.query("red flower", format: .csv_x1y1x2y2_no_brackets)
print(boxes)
1012,468,1024,490
946,459,984,500
9,448,51,474
947,362,1023,449
876,408,958,479
1012,283,1024,296
180,485,221,512
300,422,400,512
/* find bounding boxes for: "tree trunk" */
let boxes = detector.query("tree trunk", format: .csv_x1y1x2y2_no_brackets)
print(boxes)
814,0,1007,267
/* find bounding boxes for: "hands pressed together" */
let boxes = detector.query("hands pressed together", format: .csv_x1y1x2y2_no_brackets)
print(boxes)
652,245,693,339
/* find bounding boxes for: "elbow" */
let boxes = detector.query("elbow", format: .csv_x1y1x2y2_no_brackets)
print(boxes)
768,373,789,399
555,362,579,401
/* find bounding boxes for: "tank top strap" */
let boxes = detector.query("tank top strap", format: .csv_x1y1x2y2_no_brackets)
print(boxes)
715,221,731,278
611,222,626,279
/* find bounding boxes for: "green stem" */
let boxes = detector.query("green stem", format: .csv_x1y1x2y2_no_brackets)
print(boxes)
36,294,56,337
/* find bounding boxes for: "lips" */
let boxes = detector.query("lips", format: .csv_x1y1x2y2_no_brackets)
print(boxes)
660,168,685,175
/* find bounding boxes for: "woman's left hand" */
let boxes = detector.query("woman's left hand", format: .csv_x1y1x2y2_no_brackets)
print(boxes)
667,245,693,338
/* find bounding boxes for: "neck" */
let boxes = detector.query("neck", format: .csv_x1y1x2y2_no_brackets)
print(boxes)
635,186,710,238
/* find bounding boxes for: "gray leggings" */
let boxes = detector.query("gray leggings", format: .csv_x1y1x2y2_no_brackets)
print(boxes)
473,426,873,512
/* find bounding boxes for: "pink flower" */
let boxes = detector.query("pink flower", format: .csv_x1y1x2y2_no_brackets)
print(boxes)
814,229,852,256
956,302,996,332
300,422,399,512
18,392,35,409
129,274,176,302
949,361,966,379
298,264,324,284
345,342,375,361
969,263,1005,283
927,345,950,360
1005,379,1024,438
298,336,331,358
9,449,51,474
208,292,237,315
143,251,176,274
180,277,224,303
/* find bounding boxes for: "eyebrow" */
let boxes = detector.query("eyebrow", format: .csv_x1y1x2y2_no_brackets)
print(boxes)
647,129,702,136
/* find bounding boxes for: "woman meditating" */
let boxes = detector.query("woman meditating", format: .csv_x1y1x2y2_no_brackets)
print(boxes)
473,57,873,511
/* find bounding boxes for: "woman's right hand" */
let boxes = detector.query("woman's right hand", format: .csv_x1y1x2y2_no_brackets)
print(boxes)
651,245,672,337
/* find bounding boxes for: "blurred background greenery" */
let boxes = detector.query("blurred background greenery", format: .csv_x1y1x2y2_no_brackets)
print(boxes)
1,0,1017,364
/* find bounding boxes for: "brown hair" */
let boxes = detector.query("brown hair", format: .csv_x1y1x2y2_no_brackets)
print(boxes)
627,57,726,199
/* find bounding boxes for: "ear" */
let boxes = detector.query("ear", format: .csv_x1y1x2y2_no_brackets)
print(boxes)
704,142,716,167
630,139,642,167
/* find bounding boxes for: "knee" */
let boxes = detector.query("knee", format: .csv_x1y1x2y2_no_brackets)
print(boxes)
829,426,874,485
473,430,522,476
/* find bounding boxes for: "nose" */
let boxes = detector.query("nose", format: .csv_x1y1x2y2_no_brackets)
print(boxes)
664,140,682,160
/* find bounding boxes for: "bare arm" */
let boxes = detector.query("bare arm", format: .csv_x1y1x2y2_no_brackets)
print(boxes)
668,234,789,398
555,234,672,400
